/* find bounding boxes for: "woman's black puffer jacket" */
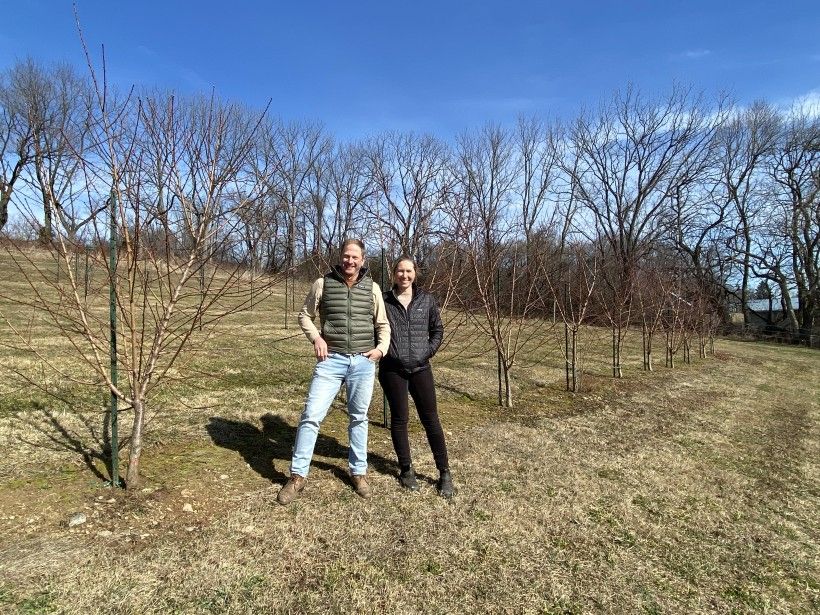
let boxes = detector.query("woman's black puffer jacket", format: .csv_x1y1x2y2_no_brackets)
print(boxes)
381,285,444,374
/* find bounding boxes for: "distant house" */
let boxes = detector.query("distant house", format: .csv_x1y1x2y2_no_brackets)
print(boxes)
730,297,799,331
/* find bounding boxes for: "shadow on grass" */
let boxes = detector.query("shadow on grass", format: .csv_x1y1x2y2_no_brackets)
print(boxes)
14,402,123,485
206,412,397,486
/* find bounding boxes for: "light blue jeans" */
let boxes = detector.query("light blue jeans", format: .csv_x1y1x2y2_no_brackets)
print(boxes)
290,352,376,477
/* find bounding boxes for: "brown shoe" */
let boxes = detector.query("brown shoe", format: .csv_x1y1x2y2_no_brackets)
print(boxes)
351,474,371,499
277,474,306,506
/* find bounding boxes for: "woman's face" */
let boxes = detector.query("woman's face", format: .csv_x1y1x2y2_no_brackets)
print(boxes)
394,259,416,292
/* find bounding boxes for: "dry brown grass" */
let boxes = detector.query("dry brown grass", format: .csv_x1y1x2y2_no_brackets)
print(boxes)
0,250,818,613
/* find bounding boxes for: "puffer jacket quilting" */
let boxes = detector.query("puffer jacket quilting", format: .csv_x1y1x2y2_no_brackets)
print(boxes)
319,266,374,354
382,285,444,374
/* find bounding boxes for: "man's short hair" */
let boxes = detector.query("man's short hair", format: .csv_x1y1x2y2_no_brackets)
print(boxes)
341,238,366,255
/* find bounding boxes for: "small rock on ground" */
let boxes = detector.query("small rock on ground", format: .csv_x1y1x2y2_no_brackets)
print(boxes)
68,512,87,527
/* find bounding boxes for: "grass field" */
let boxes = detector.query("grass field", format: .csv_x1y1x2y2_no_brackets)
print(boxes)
0,248,818,614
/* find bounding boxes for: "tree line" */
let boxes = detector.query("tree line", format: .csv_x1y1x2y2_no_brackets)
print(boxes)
1,58,818,411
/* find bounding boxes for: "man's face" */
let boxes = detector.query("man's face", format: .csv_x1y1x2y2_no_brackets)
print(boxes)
340,244,365,281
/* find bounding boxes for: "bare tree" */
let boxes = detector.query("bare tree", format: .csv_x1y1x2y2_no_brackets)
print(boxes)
2,73,274,487
634,258,669,371
264,119,330,322
565,85,723,377
714,102,780,328
751,107,819,337
0,60,42,233
366,131,453,263
0,60,98,242
547,244,598,392
452,124,565,407
667,179,735,323
516,116,561,246
303,137,333,259
270,119,330,265
322,142,376,262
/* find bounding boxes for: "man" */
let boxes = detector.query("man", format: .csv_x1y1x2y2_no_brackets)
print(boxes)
277,239,390,505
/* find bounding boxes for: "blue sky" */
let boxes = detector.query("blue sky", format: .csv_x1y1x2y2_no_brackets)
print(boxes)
2,1,818,140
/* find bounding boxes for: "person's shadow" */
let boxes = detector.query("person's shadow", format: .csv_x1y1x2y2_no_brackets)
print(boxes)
206,412,396,486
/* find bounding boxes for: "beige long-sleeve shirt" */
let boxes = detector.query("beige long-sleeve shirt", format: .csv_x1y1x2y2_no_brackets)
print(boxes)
298,277,391,356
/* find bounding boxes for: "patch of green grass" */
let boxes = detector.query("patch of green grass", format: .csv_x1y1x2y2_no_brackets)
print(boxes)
422,559,443,575
596,466,623,480
195,587,233,613
2,469,81,492
17,591,58,614
471,508,492,521
632,494,664,520
544,598,583,614
0,395,38,417
640,590,663,615
0,586,14,605
321,562,346,590
723,583,768,611
586,502,620,527
240,574,267,597
614,529,637,548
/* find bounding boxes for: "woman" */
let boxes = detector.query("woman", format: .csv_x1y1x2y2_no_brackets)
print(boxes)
379,257,454,498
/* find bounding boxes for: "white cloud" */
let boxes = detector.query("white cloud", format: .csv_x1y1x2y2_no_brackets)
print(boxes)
672,49,712,60
723,89,820,120
674,49,711,60
789,89,820,117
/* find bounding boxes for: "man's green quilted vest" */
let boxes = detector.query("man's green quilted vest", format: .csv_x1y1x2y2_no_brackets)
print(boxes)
320,269,374,353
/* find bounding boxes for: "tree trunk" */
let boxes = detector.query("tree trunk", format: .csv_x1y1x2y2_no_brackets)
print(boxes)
126,398,145,488
283,270,289,329
612,317,625,378
565,321,570,391
741,218,752,328
503,363,512,408
571,327,579,392
0,191,10,232
36,162,54,244
643,324,654,372
778,278,801,332
497,347,503,406
565,322,579,392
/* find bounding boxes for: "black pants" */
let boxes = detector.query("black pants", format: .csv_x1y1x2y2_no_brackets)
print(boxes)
378,366,449,471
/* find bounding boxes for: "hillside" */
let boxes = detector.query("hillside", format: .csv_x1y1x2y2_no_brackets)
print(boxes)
0,249,818,614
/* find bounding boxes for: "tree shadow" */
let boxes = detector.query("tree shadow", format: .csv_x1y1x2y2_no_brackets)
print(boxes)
206,412,397,486
14,402,122,485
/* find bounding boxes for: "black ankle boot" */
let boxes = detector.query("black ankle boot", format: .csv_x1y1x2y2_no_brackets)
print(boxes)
437,468,454,499
398,465,419,491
